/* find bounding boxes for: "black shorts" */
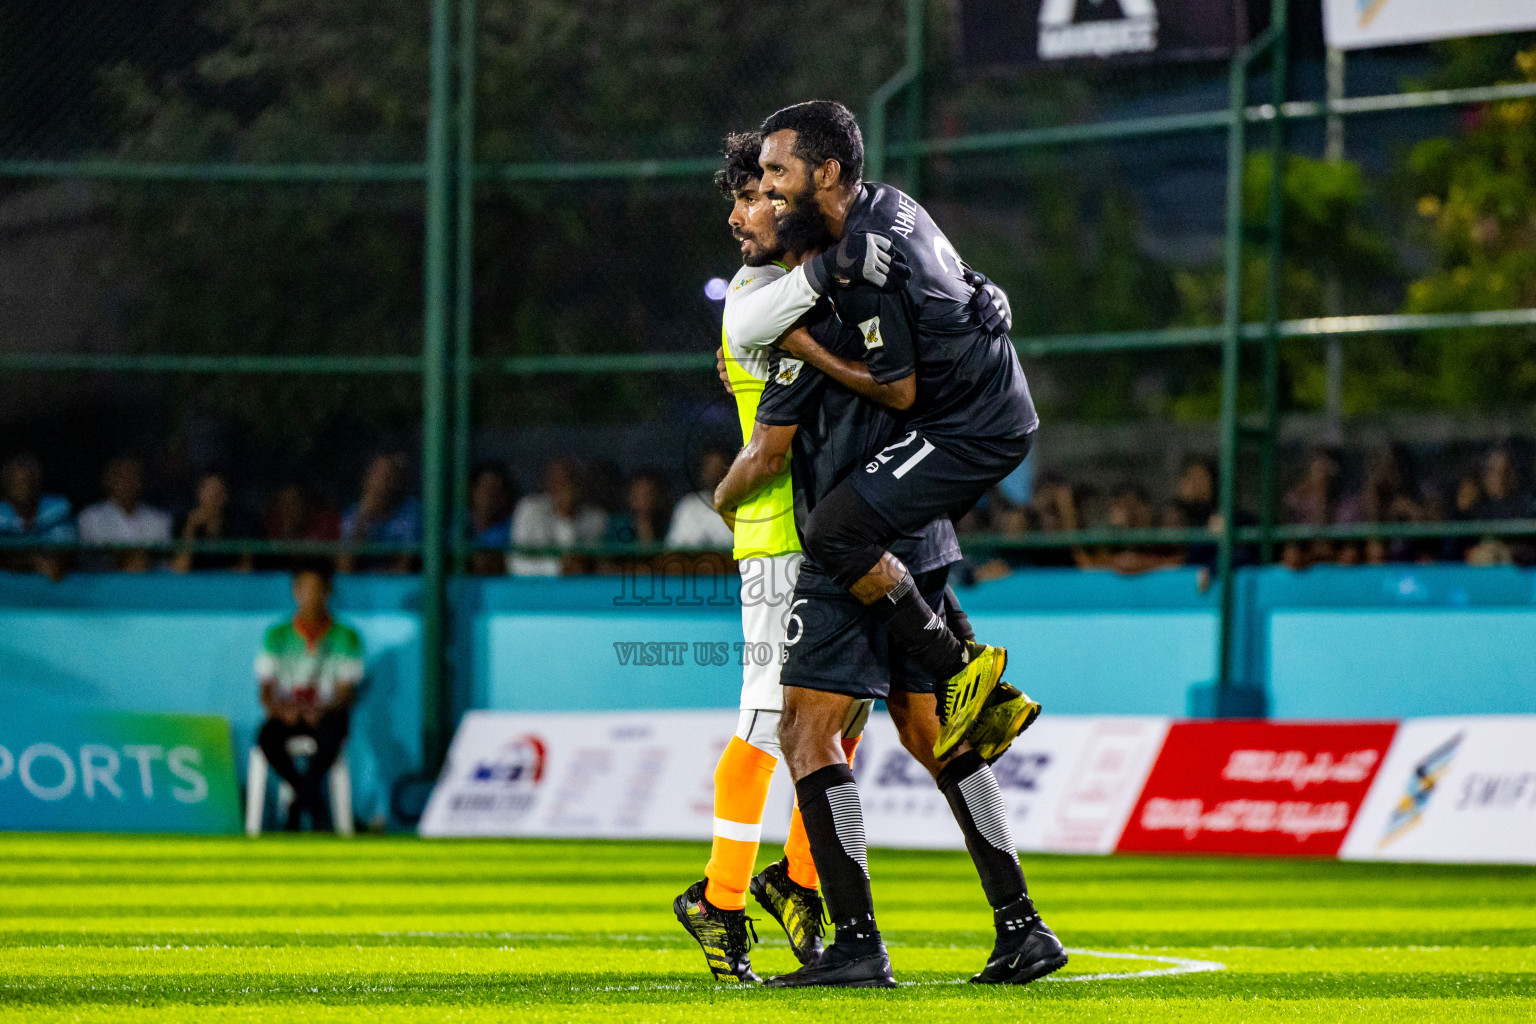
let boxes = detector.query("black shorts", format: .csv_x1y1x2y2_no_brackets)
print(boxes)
780,563,967,699
850,429,1035,536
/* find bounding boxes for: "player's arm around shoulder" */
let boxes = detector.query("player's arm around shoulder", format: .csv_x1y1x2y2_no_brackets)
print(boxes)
721,261,816,353
779,324,915,411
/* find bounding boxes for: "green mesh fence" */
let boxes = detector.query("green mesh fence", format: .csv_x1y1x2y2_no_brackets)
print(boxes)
4,1,1536,745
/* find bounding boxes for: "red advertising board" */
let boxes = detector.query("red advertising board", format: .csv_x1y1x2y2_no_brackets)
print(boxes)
1116,721,1399,856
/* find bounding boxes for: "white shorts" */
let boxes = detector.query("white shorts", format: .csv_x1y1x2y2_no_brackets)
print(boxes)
737,553,801,711
734,701,873,762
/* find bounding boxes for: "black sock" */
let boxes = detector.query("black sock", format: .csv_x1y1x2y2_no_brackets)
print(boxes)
936,750,1026,909
877,570,968,680
794,763,880,949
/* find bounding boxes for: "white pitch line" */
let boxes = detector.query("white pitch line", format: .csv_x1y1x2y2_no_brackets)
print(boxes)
597,949,1228,990
1047,947,1228,982
384,934,1229,984
108,934,1224,985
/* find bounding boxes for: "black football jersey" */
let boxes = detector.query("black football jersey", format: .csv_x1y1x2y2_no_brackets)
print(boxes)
829,182,1039,444
756,308,960,574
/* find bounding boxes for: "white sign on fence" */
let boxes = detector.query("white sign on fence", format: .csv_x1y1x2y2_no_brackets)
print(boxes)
1324,0,1536,51
420,709,1168,855
1341,715,1536,864
418,710,794,840
852,714,1168,853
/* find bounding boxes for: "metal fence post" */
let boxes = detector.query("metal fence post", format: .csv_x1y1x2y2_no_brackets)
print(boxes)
1258,0,1290,565
902,0,925,196
1215,38,1252,700
1323,45,1347,440
420,0,454,771
452,0,478,575
866,0,924,185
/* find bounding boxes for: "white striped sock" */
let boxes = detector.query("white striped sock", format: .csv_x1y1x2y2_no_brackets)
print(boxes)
825,782,868,876
957,766,1019,860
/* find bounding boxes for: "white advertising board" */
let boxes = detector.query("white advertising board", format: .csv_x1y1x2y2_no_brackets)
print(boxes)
1341,715,1536,864
854,714,1168,853
418,710,796,840
422,709,1167,854
1324,0,1536,51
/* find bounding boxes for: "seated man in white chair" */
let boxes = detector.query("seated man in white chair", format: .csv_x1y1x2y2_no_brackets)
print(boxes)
255,561,363,831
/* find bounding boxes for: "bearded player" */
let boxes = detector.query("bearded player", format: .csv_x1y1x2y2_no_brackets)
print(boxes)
670,131,865,984
676,130,1059,988
713,101,1063,988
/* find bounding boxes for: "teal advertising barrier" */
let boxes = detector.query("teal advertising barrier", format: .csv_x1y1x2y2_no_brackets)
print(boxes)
464,570,1221,715
0,710,240,833
0,573,424,828
1,564,1533,820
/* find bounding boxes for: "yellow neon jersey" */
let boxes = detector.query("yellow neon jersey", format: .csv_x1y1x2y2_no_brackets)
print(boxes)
721,263,799,559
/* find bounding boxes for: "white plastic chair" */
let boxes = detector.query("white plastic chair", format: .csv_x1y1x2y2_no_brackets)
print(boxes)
245,734,354,837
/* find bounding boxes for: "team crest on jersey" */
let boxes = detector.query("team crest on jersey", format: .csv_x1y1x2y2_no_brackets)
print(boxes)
859,316,884,351
774,358,804,385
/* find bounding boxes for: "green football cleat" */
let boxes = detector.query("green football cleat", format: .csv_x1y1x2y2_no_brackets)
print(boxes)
934,642,1008,760
672,879,760,983
969,682,1043,762
749,858,826,966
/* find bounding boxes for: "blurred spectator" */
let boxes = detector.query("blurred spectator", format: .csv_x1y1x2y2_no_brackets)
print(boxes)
1170,458,1218,530
1077,483,1182,575
1444,470,1483,562
666,449,735,551
587,459,629,524
469,463,516,576
1029,473,1082,566
1472,447,1524,519
77,456,172,572
1280,448,1343,570
0,453,74,580
1336,445,1426,564
259,483,342,572
339,453,421,574
1462,447,1527,566
172,471,253,573
255,562,362,832
596,469,673,575
510,456,608,576
1165,457,1219,567
974,473,1082,580
608,469,672,546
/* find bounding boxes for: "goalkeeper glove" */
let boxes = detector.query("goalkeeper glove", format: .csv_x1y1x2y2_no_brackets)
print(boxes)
804,231,912,294
964,268,1013,337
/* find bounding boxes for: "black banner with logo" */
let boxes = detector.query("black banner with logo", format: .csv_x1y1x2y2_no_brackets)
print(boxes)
961,0,1249,70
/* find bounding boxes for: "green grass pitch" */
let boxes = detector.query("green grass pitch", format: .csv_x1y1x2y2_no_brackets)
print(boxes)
1,835,1532,1023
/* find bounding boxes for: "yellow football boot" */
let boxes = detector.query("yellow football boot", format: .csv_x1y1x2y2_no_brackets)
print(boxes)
968,682,1043,762
934,642,1008,760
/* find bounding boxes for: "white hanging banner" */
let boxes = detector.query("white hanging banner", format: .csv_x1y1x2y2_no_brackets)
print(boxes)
1341,716,1536,864
1324,0,1536,51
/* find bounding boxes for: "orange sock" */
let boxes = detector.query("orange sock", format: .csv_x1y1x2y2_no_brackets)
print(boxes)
784,735,862,891
704,736,778,910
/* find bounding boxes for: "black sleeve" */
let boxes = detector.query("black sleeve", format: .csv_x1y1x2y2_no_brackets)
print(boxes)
755,350,826,427
835,286,916,385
